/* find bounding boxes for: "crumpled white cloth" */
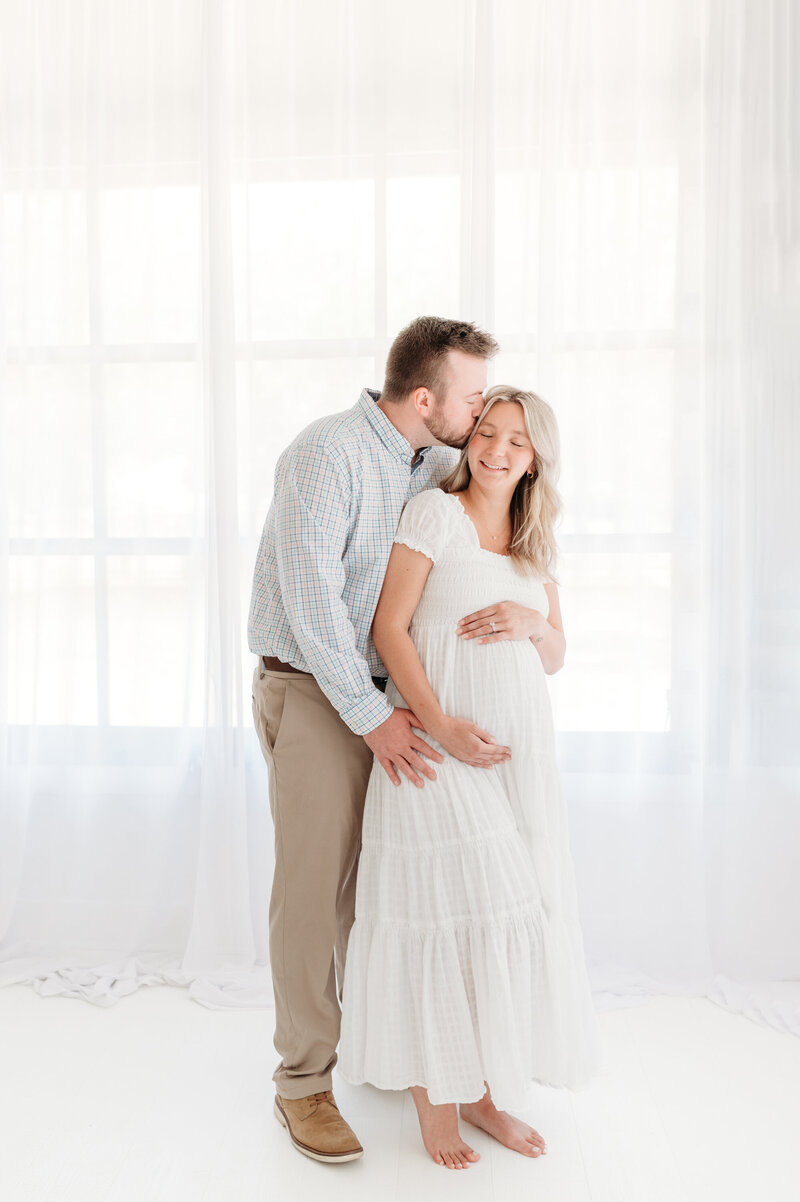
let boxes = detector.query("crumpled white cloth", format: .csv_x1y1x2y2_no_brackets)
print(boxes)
1,958,797,1042
0,958,274,1009
708,975,800,1037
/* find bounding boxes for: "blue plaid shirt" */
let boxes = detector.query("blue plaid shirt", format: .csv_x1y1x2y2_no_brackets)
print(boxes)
247,389,458,734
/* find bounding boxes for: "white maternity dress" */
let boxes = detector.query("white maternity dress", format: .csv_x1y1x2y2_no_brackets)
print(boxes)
338,487,597,1109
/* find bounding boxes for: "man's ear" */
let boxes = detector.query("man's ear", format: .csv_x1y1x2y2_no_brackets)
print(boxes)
412,386,432,420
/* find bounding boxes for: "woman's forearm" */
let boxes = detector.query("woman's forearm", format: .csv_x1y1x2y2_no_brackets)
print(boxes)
373,622,448,738
532,624,566,674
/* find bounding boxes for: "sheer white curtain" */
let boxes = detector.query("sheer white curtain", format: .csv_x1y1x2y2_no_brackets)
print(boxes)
1,0,798,1027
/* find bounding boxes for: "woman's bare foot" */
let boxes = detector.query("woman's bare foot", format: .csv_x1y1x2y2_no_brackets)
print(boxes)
460,1085,547,1158
409,1086,481,1169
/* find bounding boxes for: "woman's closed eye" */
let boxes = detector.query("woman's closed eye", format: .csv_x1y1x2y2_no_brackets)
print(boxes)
479,431,525,449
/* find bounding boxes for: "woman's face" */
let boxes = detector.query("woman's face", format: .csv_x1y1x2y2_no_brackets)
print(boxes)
466,401,535,491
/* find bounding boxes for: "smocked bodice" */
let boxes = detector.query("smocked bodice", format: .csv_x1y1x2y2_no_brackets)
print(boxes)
399,490,550,628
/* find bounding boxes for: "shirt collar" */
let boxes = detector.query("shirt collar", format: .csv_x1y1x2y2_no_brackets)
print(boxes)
358,388,430,468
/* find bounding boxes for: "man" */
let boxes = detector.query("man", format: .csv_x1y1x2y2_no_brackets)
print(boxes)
248,316,502,1163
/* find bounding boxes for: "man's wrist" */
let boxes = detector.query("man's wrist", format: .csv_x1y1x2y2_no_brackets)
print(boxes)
342,690,394,736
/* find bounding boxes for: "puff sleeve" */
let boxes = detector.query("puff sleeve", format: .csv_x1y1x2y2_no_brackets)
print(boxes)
393,488,451,563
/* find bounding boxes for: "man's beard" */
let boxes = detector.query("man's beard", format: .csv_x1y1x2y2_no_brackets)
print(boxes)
422,400,472,449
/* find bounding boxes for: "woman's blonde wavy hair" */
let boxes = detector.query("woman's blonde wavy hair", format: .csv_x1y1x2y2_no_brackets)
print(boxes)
440,385,562,581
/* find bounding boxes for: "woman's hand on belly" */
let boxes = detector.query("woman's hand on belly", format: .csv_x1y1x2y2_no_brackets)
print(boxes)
456,600,548,644
429,714,512,768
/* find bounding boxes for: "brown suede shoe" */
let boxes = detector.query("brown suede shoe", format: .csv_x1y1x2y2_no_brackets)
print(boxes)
274,1090,363,1163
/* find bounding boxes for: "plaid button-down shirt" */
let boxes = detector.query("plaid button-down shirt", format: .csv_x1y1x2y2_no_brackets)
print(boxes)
247,389,458,734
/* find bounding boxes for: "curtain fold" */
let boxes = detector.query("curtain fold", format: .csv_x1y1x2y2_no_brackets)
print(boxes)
701,0,800,997
0,0,798,1029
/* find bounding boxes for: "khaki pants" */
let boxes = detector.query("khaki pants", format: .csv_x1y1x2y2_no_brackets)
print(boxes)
251,662,375,1099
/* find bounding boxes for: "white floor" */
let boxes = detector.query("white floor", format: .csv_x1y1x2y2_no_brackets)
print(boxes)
2,985,799,1202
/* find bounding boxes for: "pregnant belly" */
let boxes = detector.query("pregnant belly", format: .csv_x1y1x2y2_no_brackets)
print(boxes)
387,626,555,754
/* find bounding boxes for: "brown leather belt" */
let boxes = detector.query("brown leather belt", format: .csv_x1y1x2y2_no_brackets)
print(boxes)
261,654,387,693
261,655,309,675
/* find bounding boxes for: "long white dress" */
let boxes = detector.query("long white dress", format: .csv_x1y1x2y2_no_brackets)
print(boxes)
338,487,597,1109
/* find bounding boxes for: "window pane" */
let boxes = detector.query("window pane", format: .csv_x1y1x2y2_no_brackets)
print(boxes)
99,186,200,343
237,356,374,538
104,364,201,538
233,180,374,341
107,556,202,727
386,175,460,333
3,190,89,346
553,552,672,732
5,365,94,538
555,349,674,534
555,166,678,333
494,170,540,338
8,556,97,725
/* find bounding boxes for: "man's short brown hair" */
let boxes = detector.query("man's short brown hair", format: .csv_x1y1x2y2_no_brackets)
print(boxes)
382,316,498,401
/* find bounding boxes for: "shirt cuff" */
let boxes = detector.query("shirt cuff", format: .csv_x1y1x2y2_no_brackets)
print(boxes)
339,687,394,735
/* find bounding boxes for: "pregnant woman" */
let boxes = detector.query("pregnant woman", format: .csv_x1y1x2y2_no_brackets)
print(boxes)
338,385,597,1169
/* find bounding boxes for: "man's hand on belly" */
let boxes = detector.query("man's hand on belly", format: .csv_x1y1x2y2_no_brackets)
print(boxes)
363,708,444,789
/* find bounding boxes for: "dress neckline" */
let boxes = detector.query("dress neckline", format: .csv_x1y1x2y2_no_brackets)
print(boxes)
446,492,513,559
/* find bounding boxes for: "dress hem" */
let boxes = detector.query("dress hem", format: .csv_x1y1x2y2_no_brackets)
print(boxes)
335,1066,594,1110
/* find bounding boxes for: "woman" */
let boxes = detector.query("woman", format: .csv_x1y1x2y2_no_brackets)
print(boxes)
338,386,597,1169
